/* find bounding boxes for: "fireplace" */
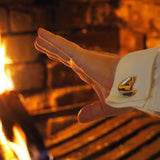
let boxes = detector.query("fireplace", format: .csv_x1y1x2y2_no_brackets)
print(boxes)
0,0,160,159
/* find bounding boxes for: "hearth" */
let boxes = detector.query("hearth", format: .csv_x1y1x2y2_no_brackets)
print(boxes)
0,0,160,159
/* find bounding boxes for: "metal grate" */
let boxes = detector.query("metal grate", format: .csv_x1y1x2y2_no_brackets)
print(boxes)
44,110,160,160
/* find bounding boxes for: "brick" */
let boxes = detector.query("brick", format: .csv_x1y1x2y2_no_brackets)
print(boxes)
0,7,8,34
64,28,119,53
23,85,97,110
35,120,47,139
47,62,85,88
116,1,156,33
32,7,54,30
47,116,77,136
152,10,160,31
62,0,111,2
3,34,39,63
0,0,34,3
56,88,97,106
146,36,160,48
91,3,118,26
115,1,160,33
10,10,33,32
119,0,160,4
22,90,50,112
53,2,118,29
54,2,90,29
35,115,77,140
5,62,45,92
48,85,98,106
119,28,144,56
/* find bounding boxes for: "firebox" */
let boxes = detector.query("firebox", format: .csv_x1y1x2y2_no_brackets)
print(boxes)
0,0,160,159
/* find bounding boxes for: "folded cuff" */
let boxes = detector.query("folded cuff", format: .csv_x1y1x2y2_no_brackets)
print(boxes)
105,46,160,114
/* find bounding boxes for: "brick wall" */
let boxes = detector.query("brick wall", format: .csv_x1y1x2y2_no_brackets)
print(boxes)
0,0,98,113
1,0,160,137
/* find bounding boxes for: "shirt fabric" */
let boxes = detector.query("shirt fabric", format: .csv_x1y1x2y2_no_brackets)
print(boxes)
105,46,160,117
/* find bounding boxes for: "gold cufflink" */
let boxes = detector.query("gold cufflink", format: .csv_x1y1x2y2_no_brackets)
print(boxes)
118,76,136,96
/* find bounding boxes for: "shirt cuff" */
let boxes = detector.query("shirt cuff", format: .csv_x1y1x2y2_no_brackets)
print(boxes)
105,46,160,116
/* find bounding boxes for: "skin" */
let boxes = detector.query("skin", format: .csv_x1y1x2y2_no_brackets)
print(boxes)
34,28,133,123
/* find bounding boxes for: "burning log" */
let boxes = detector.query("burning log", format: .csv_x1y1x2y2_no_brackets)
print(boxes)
0,91,44,147
0,91,53,160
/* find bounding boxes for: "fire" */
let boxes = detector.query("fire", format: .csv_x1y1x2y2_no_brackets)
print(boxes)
0,121,16,159
0,122,31,160
0,42,13,94
0,37,31,159
8,125,31,160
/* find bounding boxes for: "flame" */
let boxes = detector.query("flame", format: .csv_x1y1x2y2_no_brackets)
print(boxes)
0,41,14,94
9,126,31,160
0,121,31,160
0,36,31,159
0,121,15,159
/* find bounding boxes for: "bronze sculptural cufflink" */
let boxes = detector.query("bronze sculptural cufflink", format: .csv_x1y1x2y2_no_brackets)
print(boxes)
118,76,136,96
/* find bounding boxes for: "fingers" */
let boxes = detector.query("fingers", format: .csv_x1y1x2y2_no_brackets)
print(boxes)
37,28,84,60
78,101,133,123
35,38,71,67
35,36,70,61
35,40,59,60
77,101,107,123
35,28,120,90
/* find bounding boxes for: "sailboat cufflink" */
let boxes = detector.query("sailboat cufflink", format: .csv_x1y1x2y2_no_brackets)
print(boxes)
105,46,160,112
118,76,136,96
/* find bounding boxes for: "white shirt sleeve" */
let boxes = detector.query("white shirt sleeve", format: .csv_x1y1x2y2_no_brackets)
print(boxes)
105,46,160,117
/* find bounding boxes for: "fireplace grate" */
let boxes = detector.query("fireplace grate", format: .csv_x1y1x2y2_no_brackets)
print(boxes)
36,109,160,160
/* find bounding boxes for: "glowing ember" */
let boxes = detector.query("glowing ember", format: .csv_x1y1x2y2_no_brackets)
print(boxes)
0,42,13,94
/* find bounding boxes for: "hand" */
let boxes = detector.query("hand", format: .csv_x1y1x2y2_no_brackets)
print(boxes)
34,28,133,123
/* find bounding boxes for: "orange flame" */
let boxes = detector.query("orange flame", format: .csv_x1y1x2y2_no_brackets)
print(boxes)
0,121,31,160
9,125,31,160
0,41,14,94
0,36,31,159
0,121,15,159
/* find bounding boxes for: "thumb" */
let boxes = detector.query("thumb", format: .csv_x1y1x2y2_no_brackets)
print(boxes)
78,101,106,123
77,101,133,123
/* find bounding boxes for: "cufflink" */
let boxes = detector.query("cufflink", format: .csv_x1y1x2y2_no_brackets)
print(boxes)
118,76,136,96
